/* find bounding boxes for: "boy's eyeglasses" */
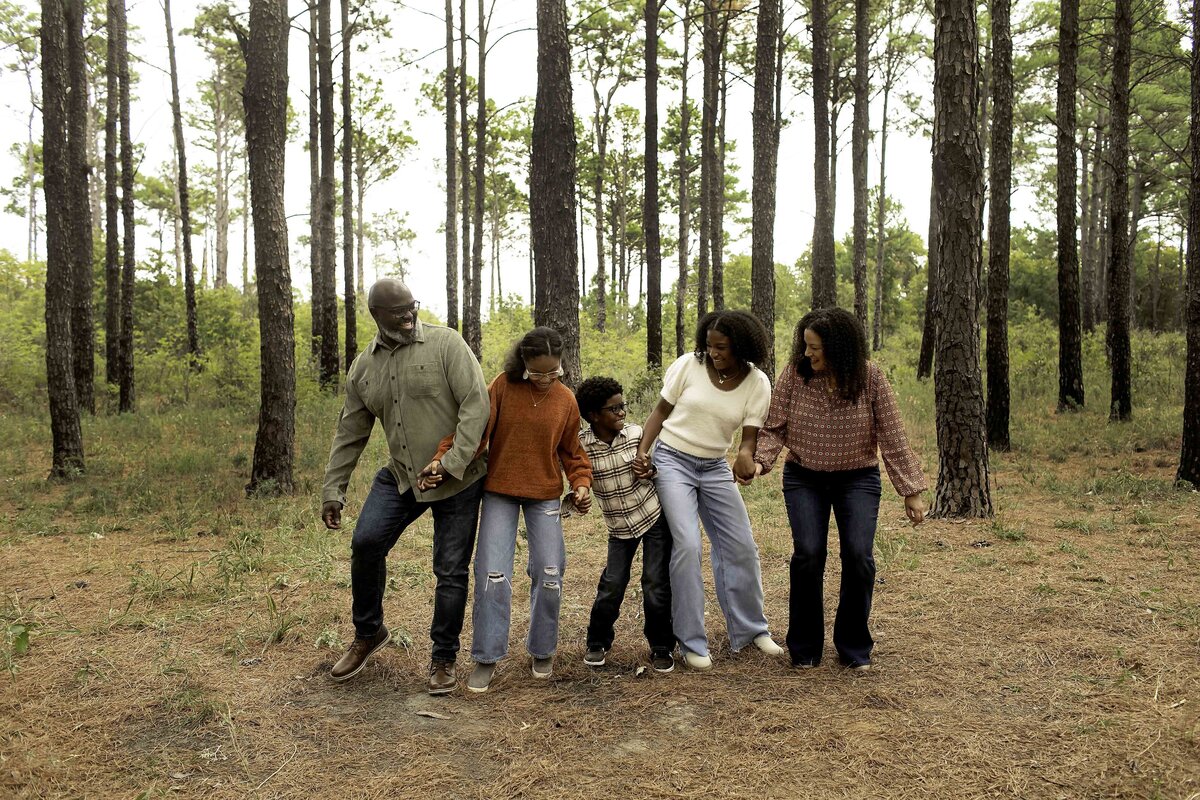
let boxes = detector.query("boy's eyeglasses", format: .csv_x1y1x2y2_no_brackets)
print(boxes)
599,402,627,414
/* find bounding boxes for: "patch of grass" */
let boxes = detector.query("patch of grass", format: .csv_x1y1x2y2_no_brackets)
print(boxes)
1086,470,1176,500
1054,519,1092,535
875,532,920,570
990,517,1027,542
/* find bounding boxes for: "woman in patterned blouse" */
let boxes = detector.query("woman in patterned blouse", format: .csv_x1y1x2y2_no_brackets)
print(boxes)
754,307,927,671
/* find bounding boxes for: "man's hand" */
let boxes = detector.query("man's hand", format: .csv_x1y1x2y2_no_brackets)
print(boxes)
904,493,927,526
572,485,592,514
416,460,445,491
322,500,343,530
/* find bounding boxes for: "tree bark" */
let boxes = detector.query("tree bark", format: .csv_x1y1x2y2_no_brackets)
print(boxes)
676,1,691,358
466,0,486,358
931,0,991,518
165,0,199,364
986,0,1012,450
341,0,355,369
317,0,339,387
751,0,779,378
918,169,938,380
645,0,663,369
104,0,120,385
1107,0,1133,421
1056,0,1084,411
459,0,471,334
851,0,869,327
444,0,458,330
532,0,581,387
238,0,295,494
117,0,135,412
42,0,85,477
711,13,729,312
698,0,718,317
307,3,320,359
66,0,93,414
1080,127,1096,332
1183,0,1200,486
810,0,837,309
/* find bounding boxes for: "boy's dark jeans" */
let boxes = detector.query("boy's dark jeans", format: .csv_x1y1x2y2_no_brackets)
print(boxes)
350,467,484,663
585,514,674,655
781,462,881,666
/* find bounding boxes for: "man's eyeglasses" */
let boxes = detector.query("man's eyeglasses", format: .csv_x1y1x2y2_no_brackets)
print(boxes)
599,402,627,415
372,301,420,315
525,365,565,381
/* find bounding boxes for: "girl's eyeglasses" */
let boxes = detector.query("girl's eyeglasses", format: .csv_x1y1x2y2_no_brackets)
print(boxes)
524,365,564,380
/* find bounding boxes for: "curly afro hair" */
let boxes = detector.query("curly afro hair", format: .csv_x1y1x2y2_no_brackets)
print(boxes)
692,309,770,367
790,306,869,404
575,376,624,422
502,326,565,383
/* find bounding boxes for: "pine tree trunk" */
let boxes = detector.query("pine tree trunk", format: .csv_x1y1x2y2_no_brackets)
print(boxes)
874,80,891,350
1080,128,1095,332
1056,0,1084,411
593,111,609,332
66,0,94,414
851,0,869,327
931,0,991,518
751,0,779,378
531,0,581,387
810,0,837,309
1107,0,1133,421
467,0,485,358
986,0,1013,450
242,153,250,292
676,1,691,358
698,0,718,317
355,157,364,295
918,170,939,379
444,0,458,330
214,64,229,289
239,0,295,494
645,0,663,369
459,0,471,335
104,0,120,385
165,0,199,364
117,0,135,412
1183,0,1200,486
711,14,728,312
317,0,339,387
41,0,85,477
308,3,320,359
341,0,355,368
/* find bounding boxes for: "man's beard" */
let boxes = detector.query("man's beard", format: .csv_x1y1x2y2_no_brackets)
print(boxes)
378,319,416,345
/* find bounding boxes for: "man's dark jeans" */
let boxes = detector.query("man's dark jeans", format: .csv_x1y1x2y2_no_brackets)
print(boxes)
781,463,881,666
585,514,674,655
350,467,484,663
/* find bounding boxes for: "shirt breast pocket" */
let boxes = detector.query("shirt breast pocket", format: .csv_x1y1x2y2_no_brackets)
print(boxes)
406,362,441,398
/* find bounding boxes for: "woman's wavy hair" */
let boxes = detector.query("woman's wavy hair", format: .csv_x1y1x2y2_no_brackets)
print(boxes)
692,310,769,367
503,326,565,383
790,307,869,404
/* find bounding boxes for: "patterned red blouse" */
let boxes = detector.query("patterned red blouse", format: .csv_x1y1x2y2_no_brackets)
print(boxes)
754,361,928,497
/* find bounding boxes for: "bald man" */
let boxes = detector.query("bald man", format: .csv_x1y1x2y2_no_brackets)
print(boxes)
321,280,489,694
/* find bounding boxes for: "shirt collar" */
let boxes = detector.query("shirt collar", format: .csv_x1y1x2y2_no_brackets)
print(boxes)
581,425,628,448
368,319,426,354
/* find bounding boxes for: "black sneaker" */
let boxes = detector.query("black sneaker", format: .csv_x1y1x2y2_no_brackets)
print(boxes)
584,647,607,667
651,652,674,673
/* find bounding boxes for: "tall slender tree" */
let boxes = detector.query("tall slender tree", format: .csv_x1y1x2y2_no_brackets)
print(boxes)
341,0,355,368
458,0,471,336
850,0,869,327
751,0,779,377
644,0,663,369
444,0,458,330
116,0,135,412
104,0,119,385
165,0,199,364
42,0,84,476
697,0,718,316
811,0,837,308
985,0,1012,450
917,164,938,379
532,0,581,386
66,0,93,414
308,2,320,359
675,1,691,357
1180,0,1200,488
233,0,295,494
317,0,339,387
465,0,489,357
931,0,990,517
1108,0,1133,421
1057,0,1084,411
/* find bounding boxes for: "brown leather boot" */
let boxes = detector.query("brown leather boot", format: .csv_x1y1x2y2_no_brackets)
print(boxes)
330,627,390,682
427,661,457,695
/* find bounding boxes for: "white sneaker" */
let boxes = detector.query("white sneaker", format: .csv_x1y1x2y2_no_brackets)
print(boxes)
753,634,785,656
682,652,713,671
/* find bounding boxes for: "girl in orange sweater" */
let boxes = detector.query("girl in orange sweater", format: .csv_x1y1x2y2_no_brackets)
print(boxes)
429,327,592,693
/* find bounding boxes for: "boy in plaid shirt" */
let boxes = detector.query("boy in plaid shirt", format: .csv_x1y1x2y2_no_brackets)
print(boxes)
575,377,675,673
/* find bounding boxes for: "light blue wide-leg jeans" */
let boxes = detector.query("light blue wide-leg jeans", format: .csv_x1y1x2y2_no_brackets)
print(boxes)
470,491,566,664
653,442,771,657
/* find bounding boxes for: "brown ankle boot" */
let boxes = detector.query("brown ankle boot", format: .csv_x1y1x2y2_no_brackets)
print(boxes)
330,627,390,682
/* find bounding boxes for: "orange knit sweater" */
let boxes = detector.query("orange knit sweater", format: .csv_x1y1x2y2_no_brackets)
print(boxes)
436,373,592,500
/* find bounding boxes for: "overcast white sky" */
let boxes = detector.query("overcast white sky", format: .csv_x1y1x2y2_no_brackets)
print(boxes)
0,0,1043,320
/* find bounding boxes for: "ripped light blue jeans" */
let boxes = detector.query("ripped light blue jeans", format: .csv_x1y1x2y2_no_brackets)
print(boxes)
470,491,566,664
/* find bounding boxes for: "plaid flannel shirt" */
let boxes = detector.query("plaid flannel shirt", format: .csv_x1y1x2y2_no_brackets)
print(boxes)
579,423,661,539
